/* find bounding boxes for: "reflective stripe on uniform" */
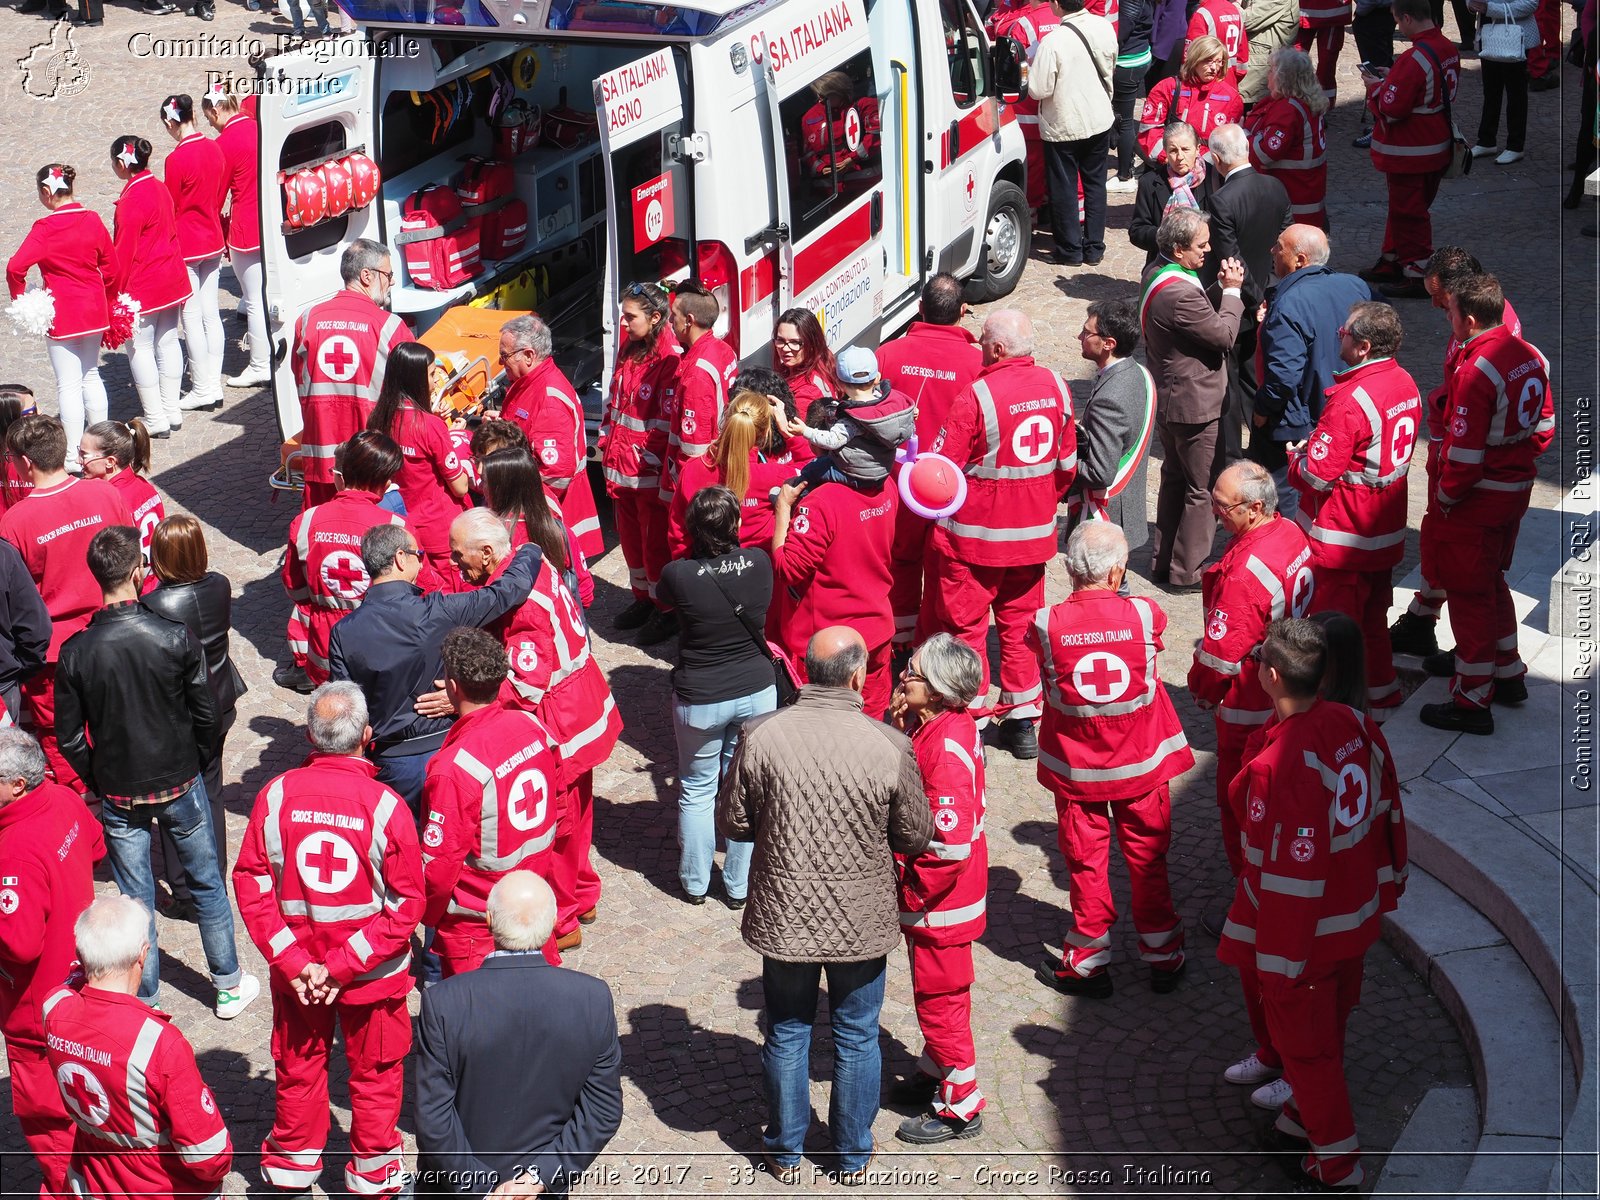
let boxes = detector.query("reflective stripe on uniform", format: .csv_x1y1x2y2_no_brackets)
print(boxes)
1039,730,1188,782
900,897,986,928
176,1128,230,1166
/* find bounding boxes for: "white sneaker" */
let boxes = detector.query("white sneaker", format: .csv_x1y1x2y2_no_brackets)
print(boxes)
215,972,261,1020
1495,149,1524,165
1469,144,1500,159
225,366,271,389
1224,1052,1282,1085
1106,175,1139,194
1251,1076,1295,1111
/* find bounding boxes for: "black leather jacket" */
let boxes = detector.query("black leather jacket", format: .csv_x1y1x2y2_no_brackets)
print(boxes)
55,601,219,799
142,573,247,714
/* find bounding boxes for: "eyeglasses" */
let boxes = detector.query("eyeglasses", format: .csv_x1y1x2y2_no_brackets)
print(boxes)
903,667,926,683
80,452,114,467
1246,647,1263,664
1212,497,1251,515
773,337,804,350
369,267,393,282
397,547,423,561
497,348,531,364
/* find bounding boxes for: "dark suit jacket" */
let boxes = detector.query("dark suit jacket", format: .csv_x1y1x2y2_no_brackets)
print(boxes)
415,954,623,1198
1071,357,1151,550
1140,259,1244,424
1201,164,1291,311
1128,170,1217,269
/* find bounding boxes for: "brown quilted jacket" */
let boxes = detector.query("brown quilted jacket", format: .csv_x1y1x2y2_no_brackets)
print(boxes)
717,685,933,962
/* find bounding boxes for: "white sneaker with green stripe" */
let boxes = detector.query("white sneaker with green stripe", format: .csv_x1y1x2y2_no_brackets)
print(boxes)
216,973,261,1020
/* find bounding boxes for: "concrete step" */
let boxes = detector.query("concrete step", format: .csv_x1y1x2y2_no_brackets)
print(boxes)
1373,1084,1476,1196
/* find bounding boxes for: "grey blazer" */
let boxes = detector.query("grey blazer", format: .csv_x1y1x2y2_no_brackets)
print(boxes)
1071,357,1152,551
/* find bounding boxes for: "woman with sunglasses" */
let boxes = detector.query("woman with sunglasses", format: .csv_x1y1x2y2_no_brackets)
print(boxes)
79,419,165,590
771,308,838,415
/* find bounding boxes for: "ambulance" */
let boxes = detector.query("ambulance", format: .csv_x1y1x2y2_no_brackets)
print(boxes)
254,0,1031,453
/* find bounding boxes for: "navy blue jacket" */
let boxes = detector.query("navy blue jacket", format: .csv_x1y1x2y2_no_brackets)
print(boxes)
1255,265,1376,442
0,538,48,694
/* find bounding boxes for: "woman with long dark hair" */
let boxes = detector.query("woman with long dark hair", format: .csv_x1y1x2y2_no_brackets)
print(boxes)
771,308,837,412
0,388,37,513
479,446,593,607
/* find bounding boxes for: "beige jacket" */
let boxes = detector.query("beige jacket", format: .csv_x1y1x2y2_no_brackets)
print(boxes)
1027,11,1118,142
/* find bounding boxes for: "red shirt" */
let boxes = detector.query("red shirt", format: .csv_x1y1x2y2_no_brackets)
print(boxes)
772,478,898,656
108,469,165,564
6,204,115,341
500,357,604,563
666,451,791,559
601,328,678,494
0,458,33,515
897,709,988,946
162,133,228,263
111,173,191,316
1139,77,1245,162
875,321,985,448
386,405,467,556
217,113,260,253
662,334,739,498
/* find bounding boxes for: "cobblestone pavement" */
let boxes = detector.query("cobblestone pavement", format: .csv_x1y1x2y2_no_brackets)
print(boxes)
4,4,1591,1195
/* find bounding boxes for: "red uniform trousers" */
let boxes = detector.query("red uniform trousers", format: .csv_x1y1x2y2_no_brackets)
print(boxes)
1421,499,1529,709
287,604,311,674
301,480,338,510
7,1040,73,1197
905,941,984,1122
20,667,81,794
437,930,560,977
921,550,1045,720
1381,170,1444,274
1528,0,1562,77
548,770,600,935
1311,567,1401,712
1294,24,1347,97
262,986,410,1196
613,490,670,604
1214,719,1253,877
1053,786,1184,976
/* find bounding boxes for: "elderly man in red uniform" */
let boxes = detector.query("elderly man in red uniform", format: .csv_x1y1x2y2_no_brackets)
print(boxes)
920,309,1078,760
1417,273,1552,735
1218,618,1407,1193
233,681,424,1198
1031,523,1193,997
1288,301,1421,715
0,729,103,1197
43,896,232,1200
291,238,409,507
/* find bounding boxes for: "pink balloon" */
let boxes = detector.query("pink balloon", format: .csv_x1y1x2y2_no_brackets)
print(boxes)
895,433,919,466
898,452,967,519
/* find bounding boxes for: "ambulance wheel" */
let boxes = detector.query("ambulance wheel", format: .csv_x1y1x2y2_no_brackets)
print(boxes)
966,181,1030,303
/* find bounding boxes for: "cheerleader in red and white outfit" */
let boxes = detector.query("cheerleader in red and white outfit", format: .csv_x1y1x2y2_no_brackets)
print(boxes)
5,164,114,474
204,83,269,387
1138,36,1244,164
160,93,229,416
110,135,192,437
79,418,165,592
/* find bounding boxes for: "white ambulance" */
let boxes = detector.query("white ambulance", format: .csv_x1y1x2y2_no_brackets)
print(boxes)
254,0,1031,451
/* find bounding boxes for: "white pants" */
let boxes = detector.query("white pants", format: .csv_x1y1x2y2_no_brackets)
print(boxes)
231,248,269,371
47,335,107,469
182,256,225,396
127,306,184,429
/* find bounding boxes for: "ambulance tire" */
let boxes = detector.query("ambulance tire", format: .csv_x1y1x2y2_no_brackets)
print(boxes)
966,181,1031,304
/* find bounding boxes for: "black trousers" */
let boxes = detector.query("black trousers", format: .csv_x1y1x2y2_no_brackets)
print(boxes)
1569,32,1598,204
1352,7,1397,68
1043,130,1110,260
1476,58,1529,152
1111,65,1144,180
1223,323,1258,464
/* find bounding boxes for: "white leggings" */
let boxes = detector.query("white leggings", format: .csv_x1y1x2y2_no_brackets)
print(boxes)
47,334,107,467
231,247,269,371
182,256,225,391
126,306,184,428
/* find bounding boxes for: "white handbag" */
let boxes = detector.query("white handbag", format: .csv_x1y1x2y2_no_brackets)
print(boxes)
1479,13,1528,62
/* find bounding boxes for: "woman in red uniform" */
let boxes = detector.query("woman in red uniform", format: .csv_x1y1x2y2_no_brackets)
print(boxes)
666,391,791,558
0,389,37,514
110,135,192,437
1246,46,1331,228
6,163,114,474
771,308,837,415
480,446,594,608
1138,36,1244,164
160,94,229,416
204,84,269,388
79,419,165,587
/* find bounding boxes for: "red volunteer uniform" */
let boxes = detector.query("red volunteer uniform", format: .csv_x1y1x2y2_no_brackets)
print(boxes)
233,754,424,1197
603,329,679,602
1188,515,1313,875
1288,356,1421,712
1425,323,1552,709
661,333,739,502
988,2,1061,208
777,361,836,415
282,491,409,684
216,112,260,255
1187,0,1250,82
420,701,566,973
923,356,1077,721
42,986,231,1200
1030,591,1193,978
388,405,468,582
1139,77,1244,162
1218,701,1407,1189
0,780,102,1197
291,290,410,506
1294,0,1351,100
666,451,790,559
6,203,115,341
500,355,604,563
1246,97,1329,228
163,133,228,263
109,469,166,572
772,479,899,718
111,173,191,317
896,709,988,1124
1367,30,1459,276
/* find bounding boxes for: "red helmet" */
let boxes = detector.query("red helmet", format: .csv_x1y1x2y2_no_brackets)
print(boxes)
345,151,380,210
283,166,327,230
322,156,353,218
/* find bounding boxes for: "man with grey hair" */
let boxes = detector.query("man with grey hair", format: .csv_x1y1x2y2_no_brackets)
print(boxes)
1142,208,1247,590
1030,523,1194,998
922,308,1079,760
719,625,931,1184
233,681,425,1197
285,236,409,503
43,895,235,1200
0,728,103,1197
416,870,622,1198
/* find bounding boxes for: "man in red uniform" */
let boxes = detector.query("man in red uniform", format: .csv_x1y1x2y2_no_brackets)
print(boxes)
1288,301,1421,715
1360,0,1460,295
1218,619,1407,1192
988,0,1062,211
1417,273,1552,735
1031,523,1193,997
1188,462,1314,908
1188,0,1251,82
0,415,131,793
420,627,565,974
0,729,102,1197
233,681,424,1198
290,239,409,507
43,896,233,1200
921,309,1078,759
1294,0,1350,101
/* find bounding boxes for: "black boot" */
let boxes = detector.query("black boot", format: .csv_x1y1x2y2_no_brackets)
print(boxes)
1388,610,1440,657
996,718,1038,760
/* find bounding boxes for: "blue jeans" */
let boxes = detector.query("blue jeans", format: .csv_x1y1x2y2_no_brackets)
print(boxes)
375,746,434,816
100,779,242,1002
673,686,773,899
761,956,887,1171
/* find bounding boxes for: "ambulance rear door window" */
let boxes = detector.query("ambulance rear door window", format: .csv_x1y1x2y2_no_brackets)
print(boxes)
777,49,882,241
280,121,348,258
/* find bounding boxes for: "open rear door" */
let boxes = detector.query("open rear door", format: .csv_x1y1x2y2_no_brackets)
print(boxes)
256,46,378,442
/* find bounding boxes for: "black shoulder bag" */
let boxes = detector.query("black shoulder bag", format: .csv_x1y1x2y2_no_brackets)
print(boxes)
702,562,800,707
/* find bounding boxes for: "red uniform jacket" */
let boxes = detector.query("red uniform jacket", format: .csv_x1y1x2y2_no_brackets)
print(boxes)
233,754,424,1003
42,986,231,1199
778,362,836,413
6,204,115,340
930,355,1077,567
1139,77,1244,161
1288,356,1420,572
111,173,191,316
163,133,228,263
666,451,790,559
292,289,410,493
216,112,260,254
1368,29,1460,175
1426,298,1520,472
1298,0,1352,26
875,321,985,449
897,709,988,946
109,469,166,567
0,782,102,1050
662,334,739,499
501,357,604,563
388,405,467,556
1434,323,1553,523
1187,0,1251,82
1031,590,1195,803
1246,97,1328,226
601,328,678,494
1189,516,1314,732
1217,701,1407,979
772,479,898,657
283,491,409,682
0,478,133,660
989,3,1061,129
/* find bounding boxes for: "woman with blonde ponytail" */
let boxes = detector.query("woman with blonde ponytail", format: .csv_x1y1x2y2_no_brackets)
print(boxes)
666,390,793,557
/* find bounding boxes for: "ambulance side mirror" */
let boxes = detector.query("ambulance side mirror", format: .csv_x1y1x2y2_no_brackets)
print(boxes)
992,37,1025,105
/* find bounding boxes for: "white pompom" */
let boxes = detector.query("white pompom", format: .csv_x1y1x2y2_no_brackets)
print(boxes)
6,287,55,338
117,292,142,336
